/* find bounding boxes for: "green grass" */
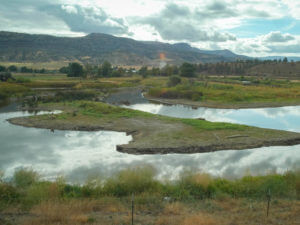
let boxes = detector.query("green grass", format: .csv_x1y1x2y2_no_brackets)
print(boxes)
52,101,245,131
178,118,247,131
0,82,31,100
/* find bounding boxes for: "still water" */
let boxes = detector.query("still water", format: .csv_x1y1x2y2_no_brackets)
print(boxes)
0,102,299,182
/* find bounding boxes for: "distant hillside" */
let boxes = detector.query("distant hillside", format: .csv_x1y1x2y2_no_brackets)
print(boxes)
0,31,247,66
259,56,300,62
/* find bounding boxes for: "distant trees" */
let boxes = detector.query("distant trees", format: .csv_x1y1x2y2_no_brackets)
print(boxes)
67,63,84,77
20,66,33,73
7,65,18,72
59,66,69,74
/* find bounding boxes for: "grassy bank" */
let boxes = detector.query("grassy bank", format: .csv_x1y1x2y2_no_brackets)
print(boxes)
0,83,31,102
0,168,299,225
148,79,300,108
8,100,300,154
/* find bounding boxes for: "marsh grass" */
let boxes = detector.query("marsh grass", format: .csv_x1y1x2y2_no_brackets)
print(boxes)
149,80,300,104
0,83,30,100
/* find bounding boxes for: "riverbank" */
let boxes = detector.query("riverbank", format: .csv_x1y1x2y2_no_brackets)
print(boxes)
146,78,300,109
145,94,300,109
8,101,300,155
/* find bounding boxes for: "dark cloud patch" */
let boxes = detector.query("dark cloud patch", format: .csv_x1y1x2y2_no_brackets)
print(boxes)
267,43,300,53
40,4,129,35
201,1,238,18
245,8,271,18
134,3,236,42
264,31,295,42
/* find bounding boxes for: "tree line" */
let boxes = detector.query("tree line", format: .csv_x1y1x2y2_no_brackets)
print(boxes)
0,65,49,74
63,57,298,78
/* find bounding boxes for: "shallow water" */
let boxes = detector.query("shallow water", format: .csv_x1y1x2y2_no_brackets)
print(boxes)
126,103,300,132
0,102,299,182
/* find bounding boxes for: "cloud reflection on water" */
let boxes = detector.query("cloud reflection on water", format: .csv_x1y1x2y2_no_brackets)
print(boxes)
0,106,299,183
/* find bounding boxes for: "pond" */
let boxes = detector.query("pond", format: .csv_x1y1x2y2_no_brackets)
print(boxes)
0,96,299,182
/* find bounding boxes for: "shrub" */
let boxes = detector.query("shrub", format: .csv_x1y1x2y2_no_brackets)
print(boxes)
167,75,181,87
0,72,14,82
0,183,19,207
13,169,39,189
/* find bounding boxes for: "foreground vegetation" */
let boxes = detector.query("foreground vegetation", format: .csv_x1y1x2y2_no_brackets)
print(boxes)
0,167,299,225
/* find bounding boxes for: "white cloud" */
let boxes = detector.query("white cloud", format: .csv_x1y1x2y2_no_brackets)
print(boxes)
282,0,300,19
197,32,300,56
61,5,78,14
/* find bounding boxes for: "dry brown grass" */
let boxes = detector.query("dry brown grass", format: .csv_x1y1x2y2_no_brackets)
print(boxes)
21,198,126,225
182,213,217,225
13,198,299,225
163,202,185,215
190,173,212,188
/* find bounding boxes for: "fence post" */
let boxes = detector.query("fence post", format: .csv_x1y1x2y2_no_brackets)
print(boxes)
266,188,271,217
131,193,134,225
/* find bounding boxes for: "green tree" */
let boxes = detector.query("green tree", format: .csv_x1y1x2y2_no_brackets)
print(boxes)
0,65,6,72
59,66,69,74
101,61,112,77
67,63,84,77
139,66,148,78
180,62,196,77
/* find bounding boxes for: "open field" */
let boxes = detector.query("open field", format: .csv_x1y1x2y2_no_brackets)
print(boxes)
8,100,300,154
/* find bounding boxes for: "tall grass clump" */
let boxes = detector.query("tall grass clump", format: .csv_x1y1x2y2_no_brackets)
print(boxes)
163,171,215,200
103,165,161,196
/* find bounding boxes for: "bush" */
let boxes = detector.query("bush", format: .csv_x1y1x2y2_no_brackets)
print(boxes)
167,75,181,87
0,72,14,82
0,183,19,207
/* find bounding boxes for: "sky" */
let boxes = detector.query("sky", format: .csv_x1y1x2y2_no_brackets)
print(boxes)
0,0,299,57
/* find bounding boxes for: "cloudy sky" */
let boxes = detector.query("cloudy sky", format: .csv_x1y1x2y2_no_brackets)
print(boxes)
1,0,299,57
